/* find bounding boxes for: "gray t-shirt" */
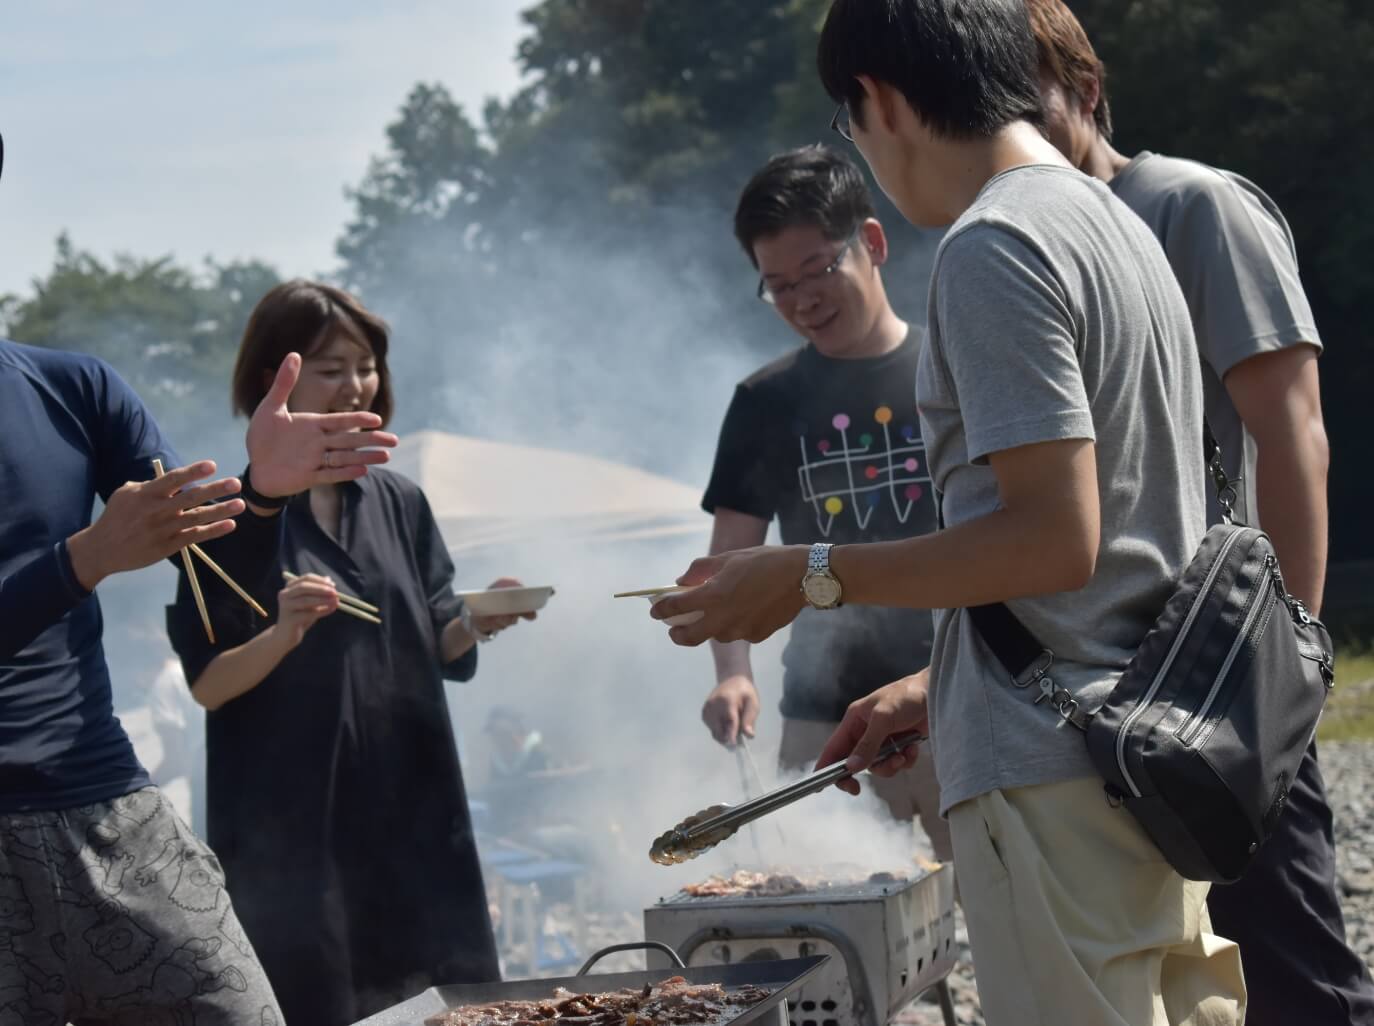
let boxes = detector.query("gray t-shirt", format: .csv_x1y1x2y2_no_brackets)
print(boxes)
1110,152,1322,526
917,165,1207,814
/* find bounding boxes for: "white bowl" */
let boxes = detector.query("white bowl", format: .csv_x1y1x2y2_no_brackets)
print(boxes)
647,588,705,627
453,585,555,616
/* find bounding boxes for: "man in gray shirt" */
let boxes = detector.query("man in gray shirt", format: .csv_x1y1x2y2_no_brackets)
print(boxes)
1026,3,1370,1023
652,1,1245,1022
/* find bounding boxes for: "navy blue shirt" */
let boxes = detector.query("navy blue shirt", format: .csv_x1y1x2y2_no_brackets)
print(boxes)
0,340,178,810
0,340,285,813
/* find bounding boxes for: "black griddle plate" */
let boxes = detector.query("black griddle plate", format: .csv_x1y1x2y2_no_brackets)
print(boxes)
352,955,829,1026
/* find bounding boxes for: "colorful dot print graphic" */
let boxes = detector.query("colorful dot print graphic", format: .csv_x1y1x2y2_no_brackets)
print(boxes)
795,405,933,536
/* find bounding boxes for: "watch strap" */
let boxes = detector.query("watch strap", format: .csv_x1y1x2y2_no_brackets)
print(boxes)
808,543,834,575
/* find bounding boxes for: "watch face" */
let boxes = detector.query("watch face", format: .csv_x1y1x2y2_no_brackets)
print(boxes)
804,574,842,609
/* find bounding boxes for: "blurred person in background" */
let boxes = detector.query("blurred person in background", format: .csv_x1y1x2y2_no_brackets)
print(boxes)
1026,2,1369,1022
169,280,536,1025
486,705,550,780
699,144,951,865
1,127,399,1026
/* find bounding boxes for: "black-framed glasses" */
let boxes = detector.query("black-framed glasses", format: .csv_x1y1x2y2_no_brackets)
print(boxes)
830,103,853,143
756,226,862,306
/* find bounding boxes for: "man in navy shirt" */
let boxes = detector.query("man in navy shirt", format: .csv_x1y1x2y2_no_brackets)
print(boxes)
0,122,399,1026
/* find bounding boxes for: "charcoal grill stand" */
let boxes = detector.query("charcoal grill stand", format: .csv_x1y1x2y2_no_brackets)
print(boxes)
673,925,956,1026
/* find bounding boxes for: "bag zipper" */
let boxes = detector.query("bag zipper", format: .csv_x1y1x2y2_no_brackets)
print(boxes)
1177,555,1279,746
1115,529,1245,798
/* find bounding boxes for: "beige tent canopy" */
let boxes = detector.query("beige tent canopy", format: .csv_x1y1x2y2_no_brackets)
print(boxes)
390,429,710,553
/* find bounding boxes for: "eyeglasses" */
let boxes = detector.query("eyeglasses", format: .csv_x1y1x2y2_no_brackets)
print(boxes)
756,227,861,306
830,103,853,143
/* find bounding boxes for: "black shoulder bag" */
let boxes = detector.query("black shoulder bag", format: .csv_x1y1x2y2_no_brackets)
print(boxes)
964,424,1335,882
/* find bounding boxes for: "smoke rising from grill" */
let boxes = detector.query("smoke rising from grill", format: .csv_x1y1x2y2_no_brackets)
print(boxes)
78,101,940,971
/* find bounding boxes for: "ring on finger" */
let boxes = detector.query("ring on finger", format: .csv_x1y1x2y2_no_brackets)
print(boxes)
324,451,335,469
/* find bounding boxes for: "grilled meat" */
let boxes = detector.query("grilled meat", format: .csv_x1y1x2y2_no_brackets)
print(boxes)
424,978,771,1026
678,867,922,899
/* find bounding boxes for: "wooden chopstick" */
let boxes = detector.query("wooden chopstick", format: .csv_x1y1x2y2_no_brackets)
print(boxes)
188,544,268,618
612,585,685,599
281,571,382,624
282,570,379,613
154,459,213,644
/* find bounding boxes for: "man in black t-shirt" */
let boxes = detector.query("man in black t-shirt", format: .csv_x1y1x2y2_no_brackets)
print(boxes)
700,146,949,861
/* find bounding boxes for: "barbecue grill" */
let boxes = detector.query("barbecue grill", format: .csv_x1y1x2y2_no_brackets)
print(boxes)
352,942,829,1026
643,867,956,1026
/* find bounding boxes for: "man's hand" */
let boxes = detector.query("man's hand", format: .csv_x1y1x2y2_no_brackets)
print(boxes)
244,353,399,501
702,675,761,747
650,545,809,646
66,462,245,591
815,669,930,796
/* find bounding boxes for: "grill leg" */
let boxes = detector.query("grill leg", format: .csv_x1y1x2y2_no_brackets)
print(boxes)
935,978,956,1026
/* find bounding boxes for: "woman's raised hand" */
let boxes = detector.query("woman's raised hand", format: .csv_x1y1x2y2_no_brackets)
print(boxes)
244,354,399,503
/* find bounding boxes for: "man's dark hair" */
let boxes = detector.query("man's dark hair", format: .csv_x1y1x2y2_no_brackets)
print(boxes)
733,144,876,267
818,0,1044,139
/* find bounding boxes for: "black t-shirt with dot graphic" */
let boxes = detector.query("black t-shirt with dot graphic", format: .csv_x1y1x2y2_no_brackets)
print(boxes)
703,333,938,722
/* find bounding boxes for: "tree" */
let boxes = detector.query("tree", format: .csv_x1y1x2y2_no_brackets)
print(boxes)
1070,0,1374,560
3,234,280,442
334,0,929,468
339,0,1366,558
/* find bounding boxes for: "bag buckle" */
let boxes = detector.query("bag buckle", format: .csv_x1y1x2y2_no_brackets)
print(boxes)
1012,650,1054,689
1033,676,1084,726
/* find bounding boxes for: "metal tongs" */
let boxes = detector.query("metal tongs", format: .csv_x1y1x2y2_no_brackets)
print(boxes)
649,733,924,865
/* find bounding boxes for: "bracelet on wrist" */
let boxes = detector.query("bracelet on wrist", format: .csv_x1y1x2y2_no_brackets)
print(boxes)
459,605,493,643
240,464,291,510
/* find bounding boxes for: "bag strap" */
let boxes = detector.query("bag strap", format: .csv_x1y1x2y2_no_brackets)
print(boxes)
947,418,1240,730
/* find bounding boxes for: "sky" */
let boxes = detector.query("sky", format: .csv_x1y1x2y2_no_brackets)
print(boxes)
0,0,529,299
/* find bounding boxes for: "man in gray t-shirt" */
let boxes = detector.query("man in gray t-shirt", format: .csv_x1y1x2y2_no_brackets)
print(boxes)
653,2,1245,1022
1027,3,1368,1024
915,163,1206,813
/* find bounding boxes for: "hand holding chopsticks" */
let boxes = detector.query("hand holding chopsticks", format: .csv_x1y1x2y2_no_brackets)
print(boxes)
282,571,382,625
151,459,272,643
63,459,247,601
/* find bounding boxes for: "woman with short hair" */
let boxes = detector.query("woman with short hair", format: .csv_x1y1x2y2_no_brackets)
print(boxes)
169,279,531,1025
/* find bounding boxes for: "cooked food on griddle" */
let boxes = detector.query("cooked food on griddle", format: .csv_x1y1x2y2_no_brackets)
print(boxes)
678,867,919,899
682,871,808,897
424,977,771,1026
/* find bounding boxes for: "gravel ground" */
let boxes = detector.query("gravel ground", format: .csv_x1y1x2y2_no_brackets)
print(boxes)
896,739,1374,1026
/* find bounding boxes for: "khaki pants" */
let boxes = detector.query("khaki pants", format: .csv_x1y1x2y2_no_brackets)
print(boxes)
778,717,953,863
950,777,1247,1026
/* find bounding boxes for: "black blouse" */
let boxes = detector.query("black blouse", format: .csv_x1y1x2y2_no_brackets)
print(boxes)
168,468,498,1025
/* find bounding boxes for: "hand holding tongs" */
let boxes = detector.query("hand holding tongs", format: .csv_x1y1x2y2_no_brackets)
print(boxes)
649,733,924,865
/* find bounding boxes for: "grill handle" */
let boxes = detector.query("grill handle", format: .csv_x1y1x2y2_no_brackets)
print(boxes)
577,941,687,976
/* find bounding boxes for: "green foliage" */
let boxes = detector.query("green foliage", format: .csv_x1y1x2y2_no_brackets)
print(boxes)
2,234,279,437
332,0,928,452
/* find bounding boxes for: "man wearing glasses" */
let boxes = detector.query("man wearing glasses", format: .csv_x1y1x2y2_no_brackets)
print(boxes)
698,144,951,864
654,0,1247,1020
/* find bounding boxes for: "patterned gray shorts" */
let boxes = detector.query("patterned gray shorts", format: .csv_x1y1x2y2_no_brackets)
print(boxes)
0,786,281,1025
